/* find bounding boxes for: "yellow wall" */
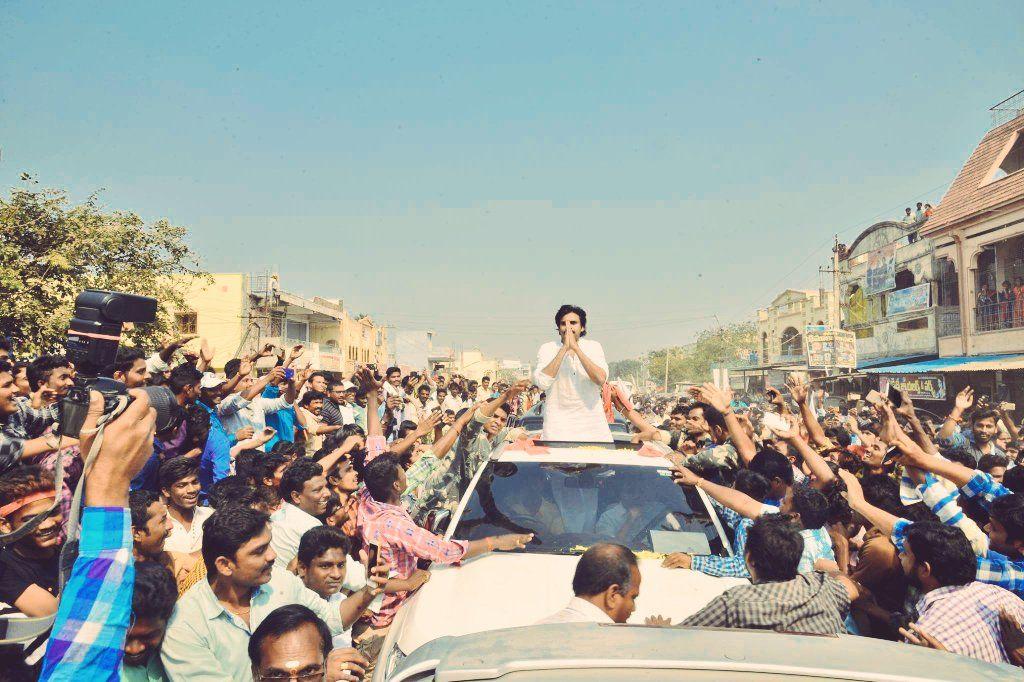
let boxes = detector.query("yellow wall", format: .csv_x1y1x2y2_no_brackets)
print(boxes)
173,273,247,371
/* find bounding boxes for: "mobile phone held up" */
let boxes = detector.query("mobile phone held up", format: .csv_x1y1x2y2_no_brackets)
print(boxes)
366,542,380,569
283,368,295,380
881,445,902,467
887,385,903,408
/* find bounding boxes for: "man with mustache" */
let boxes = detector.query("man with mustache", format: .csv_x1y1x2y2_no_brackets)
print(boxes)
161,506,386,681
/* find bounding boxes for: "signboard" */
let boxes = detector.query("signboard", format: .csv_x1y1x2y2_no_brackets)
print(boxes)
865,243,897,295
886,283,931,315
879,374,947,401
805,324,828,333
805,329,857,369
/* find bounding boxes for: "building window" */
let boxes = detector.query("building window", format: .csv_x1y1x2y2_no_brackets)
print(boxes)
936,258,960,307
976,248,997,293
285,320,309,342
854,327,874,339
780,327,802,357
894,269,915,290
896,317,929,332
175,312,197,335
989,130,1024,182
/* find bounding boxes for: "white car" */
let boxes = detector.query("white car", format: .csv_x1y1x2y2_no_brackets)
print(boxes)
374,439,748,681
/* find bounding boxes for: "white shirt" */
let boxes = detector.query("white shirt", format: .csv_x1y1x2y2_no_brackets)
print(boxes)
339,403,357,425
404,398,439,424
536,596,614,625
218,392,293,450
442,395,465,413
269,502,321,569
533,338,612,442
164,505,214,554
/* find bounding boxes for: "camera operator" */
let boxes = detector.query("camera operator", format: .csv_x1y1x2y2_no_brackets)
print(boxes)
39,386,159,679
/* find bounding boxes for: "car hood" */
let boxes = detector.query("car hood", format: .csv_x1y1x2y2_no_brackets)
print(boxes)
394,552,746,655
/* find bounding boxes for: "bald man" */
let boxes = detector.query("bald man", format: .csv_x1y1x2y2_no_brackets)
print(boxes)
537,543,641,625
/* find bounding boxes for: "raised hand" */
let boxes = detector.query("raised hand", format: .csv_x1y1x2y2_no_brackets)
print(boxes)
697,382,729,413
493,533,534,551
671,464,701,487
662,552,692,569
235,426,255,441
786,373,808,405
894,389,916,420
954,387,974,412
325,648,369,682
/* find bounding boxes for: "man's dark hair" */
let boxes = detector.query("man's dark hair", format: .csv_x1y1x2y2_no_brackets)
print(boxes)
978,454,1010,473
791,481,829,530
168,363,202,395
202,506,270,573
307,370,327,384
385,366,400,378
224,358,242,379
1003,466,1024,495
481,375,490,382
279,459,324,503
327,378,345,393
941,447,977,470
129,489,161,528
734,469,770,502
554,304,588,336
905,522,976,587
113,347,147,375
233,449,265,484
299,390,327,407
688,401,726,434
970,408,1000,425
26,354,71,391
0,337,12,354
209,475,259,509
990,494,1024,544
248,605,331,672
0,465,54,514
363,453,401,502
823,426,852,448
669,404,688,418
749,448,794,486
132,561,177,623
158,456,199,492
745,514,804,582
571,543,637,596
397,420,418,440
860,473,902,516
296,526,350,567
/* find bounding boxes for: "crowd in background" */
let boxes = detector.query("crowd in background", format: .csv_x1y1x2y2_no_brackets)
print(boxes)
1,328,1024,680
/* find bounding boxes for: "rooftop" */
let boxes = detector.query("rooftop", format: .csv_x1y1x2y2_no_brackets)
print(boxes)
922,107,1024,235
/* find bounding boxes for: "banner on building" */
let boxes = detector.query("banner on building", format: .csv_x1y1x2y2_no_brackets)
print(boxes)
805,329,857,369
879,374,947,401
886,283,931,315
865,244,897,295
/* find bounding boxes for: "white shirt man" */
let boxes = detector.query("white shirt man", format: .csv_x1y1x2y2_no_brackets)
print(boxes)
536,596,615,625
164,505,215,554
269,502,321,569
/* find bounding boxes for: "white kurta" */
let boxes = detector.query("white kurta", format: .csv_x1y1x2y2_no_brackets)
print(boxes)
533,338,612,442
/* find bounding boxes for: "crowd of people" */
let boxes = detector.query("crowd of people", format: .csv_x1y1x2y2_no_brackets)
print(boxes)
902,202,934,224
0,299,1023,679
976,279,1024,331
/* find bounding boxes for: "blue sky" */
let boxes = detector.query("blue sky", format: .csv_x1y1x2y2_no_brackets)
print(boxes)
3,2,1022,362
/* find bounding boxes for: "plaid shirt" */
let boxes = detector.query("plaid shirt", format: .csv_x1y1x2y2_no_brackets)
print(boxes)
914,582,1024,664
0,399,59,474
692,502,832,578
682,571,849,635
356,488,467,627
960,471,1024,597
40,507,134,681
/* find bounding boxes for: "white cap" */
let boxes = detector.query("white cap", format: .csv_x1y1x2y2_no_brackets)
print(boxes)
200,372,227,390
341,381,357,391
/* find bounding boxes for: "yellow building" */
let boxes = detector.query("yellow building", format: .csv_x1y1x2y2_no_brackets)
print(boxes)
171,273,389,375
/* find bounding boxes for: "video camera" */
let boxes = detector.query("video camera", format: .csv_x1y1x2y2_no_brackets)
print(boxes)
59,290,181,438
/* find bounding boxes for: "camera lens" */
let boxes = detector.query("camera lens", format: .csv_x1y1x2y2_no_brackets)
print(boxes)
140,385,181,433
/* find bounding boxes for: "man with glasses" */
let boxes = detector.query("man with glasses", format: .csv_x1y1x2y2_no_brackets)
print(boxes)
248,604,368,681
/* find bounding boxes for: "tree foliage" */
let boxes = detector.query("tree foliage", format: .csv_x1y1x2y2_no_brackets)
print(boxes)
0,180,208,356
648,321,756,389
608,358,642,382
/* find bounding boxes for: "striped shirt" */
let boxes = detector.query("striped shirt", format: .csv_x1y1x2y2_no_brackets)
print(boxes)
914,582,1024,664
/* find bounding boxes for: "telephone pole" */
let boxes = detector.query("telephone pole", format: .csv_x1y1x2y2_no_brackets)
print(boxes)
819,234,843,330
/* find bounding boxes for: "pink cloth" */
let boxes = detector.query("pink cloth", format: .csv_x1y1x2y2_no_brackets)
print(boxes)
356,488,468,626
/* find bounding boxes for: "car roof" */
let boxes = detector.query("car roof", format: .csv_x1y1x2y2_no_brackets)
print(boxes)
392,622,1015,682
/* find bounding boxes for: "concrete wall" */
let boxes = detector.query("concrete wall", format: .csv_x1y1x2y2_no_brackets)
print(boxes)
176,273,247,371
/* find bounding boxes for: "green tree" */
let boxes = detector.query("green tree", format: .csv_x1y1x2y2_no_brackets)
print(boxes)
648,321,756,389
608,358,641,381
0,180,208,356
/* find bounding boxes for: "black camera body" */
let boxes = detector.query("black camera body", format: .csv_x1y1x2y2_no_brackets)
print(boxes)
59,290,178,438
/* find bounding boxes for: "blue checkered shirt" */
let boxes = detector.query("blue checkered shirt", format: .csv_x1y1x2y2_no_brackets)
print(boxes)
40,507,134,680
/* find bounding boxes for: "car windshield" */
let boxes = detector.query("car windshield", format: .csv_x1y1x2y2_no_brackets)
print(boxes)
450,461,729,557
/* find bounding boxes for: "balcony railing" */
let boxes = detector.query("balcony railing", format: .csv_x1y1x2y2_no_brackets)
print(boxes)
975,302,1024,333
936,307,962,337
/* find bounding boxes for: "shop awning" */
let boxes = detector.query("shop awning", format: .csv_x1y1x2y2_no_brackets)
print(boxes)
863,353,1024,374
856,354,937,370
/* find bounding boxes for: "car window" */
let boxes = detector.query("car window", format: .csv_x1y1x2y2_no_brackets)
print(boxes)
451,462,728,556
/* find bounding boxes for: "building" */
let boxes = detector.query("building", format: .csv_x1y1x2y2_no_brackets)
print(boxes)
730,289,834,391
839,218,938,369
172,272,389,375
455,348,500,383
865,92,1024,405
394,330,436,371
